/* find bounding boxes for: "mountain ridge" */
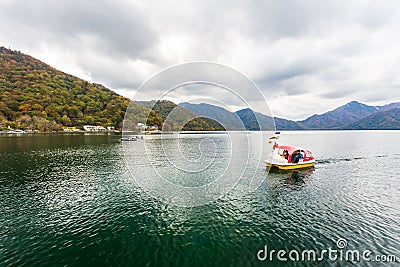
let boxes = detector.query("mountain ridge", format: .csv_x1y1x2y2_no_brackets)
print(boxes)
342,107,400,130
137,100,225,131
298,101,379,129
181,100,400,130
179,102,244,130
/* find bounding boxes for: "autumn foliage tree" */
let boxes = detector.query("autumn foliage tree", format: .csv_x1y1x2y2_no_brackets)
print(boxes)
0,47,149,131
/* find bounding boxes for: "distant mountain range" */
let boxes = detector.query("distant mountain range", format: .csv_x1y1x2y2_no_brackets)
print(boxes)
343,107,400,130
180,101,400,130
1,46,399,131
299,101,400,130
137,100,224,131
299,101,378,129
179,103,245,130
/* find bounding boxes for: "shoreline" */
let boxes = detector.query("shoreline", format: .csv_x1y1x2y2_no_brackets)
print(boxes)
1,129,400,136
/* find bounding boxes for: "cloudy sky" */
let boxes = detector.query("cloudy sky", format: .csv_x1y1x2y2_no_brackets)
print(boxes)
1,0,400,120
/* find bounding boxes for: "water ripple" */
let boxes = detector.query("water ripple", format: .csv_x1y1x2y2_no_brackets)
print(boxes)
0,133,399,266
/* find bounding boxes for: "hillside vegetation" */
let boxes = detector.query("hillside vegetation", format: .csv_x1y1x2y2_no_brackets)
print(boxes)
0,47,223,132
0,47,136,130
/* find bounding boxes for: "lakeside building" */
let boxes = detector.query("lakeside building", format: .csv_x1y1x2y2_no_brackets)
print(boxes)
83,125,106,132
63,127,81,132
137,123,158,130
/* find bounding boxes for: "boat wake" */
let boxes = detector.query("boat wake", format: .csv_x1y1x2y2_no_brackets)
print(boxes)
316,153,399,165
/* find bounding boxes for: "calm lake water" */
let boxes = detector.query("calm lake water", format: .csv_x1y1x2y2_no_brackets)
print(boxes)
0,131,399,266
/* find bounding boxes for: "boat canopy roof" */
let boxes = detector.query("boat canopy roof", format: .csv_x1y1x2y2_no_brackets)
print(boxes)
276,145,305,154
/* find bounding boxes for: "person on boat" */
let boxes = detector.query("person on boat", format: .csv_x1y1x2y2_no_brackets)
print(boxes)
282,150,289,160
291,151,303,163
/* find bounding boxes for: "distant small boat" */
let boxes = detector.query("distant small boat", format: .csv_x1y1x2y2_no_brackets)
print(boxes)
265,132,315,170
121,136,143,141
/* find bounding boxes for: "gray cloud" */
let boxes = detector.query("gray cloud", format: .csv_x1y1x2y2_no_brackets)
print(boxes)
1,0,400,120
1,0,158,59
